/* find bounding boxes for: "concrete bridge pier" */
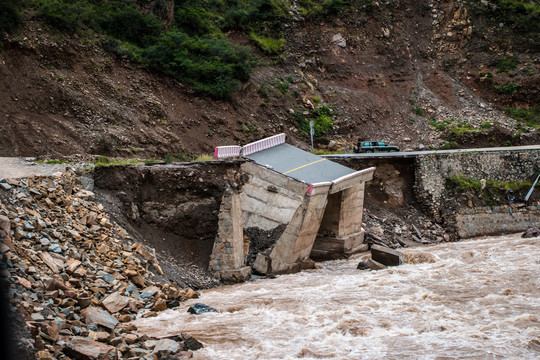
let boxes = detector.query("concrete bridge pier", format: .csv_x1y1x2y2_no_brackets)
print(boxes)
310,182,369,260
253,183,331,275
208,189,252,282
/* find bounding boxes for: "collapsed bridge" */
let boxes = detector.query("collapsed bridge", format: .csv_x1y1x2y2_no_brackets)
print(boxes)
210,134,375,281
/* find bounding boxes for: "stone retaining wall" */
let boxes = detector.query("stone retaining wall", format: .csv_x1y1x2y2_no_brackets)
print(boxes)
456,204,540,238
415,150,540,222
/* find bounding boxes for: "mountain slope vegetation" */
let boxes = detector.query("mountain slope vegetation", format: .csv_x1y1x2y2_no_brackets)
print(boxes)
0,0,538,159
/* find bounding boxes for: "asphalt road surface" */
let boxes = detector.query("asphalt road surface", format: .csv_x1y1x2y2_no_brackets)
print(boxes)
323,144,540,159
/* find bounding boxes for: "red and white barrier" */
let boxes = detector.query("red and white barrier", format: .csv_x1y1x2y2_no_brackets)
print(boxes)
306,182,332,195
213,145,242,159
241,133,286,156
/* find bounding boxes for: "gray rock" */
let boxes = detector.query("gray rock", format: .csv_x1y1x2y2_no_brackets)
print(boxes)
140,286,159,299
153,338,181,355
180,334,204,350
187,303,217,315
48,244,63,253
97,271,116,284
522,227,540,238
356,261,369,270
81,307,118,330
24,222,35,231
81,176,95,192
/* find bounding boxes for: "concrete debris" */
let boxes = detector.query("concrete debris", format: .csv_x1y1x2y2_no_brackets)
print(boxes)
0,171,204,358
371,244,403,266
366,258,387,270
522,227,540,238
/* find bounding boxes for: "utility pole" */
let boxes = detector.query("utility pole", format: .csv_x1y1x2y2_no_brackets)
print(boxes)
309,120,314,154
525,173,540,202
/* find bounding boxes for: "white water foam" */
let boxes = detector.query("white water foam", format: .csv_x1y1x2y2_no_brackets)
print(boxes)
134,233,540,359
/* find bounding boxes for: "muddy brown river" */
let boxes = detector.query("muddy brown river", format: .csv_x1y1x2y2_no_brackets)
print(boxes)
134,233,540,359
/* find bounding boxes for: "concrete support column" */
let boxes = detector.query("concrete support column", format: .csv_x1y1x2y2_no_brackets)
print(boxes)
208,191,251,282
311,182,368,260
253,184,331,275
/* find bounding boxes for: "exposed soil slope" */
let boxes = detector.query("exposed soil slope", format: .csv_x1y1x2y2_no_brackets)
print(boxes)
0,0,538,159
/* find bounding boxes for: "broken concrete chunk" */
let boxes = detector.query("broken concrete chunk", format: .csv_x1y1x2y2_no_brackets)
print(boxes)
366,258,387,270
371,244,402,266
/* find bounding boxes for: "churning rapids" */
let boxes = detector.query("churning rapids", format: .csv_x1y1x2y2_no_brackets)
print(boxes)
134,233,540,359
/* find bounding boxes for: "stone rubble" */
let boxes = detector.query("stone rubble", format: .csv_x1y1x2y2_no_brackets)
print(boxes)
0,171,204,359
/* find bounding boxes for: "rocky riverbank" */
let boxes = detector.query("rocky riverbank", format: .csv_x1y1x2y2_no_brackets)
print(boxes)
0,170,205,359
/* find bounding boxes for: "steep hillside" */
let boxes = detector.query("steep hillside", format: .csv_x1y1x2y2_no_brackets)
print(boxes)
0,0,538,160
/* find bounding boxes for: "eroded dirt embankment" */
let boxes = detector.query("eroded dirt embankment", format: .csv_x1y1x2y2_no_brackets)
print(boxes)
93,161,247,288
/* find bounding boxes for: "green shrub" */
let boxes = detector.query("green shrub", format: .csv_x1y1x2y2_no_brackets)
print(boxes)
480,121,492,129
164,152,195,163
175,7,218,36
447,175,482,193
36,0,95,34
414,107,424,116
466,1,540,48
505,107,540,129
324,0,351,15
495,55,518,73
222,0,288,31
295,105,334,137
272,77,290,94
446,123,482,140
447,175,532,194
250,33,284,55
496,82,522,94
98,4,163,48
143,32,254,99
0,0,22,34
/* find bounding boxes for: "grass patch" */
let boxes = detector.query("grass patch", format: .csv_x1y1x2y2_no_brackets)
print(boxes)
164,152,196,163
505,107,540,129
447,174,535,206
429,118,452,132
93,156,142,167
194,154,214,162
495,55,518,73
445,123,483,140
496,82,522,94
314,148,344,155
250,33,284,55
